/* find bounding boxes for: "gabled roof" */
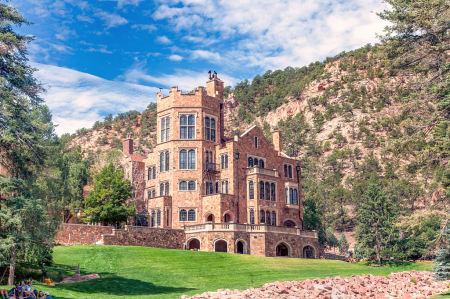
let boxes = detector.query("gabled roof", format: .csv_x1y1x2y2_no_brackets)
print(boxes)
240,125,258,138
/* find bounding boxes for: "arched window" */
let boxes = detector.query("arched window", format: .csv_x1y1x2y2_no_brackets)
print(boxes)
266,210,270,225
188,181,196,190
211,118,216,142
179,150,187,169
259,181,264,199
250,210,255,224
294,189,298,204
188,209,196,221
188,150,196,169
265,182,270,201
188,115,195,139
157,210,161,226
160,184,164,196
151,211,156,227
284,165,288,177
179,209,187,221
148,168,152,180
285,188,289,203
249,181,254,199
272,211,276,226
259,160,264,168
205,117,210,140
165,182,170,196
248,157,253,167
271,183,276,201
289,188,293,204
160,152,165,172
165,151,169,172
260,210,265,223
254,158,259,167
288,165,292,178
179,181,187,190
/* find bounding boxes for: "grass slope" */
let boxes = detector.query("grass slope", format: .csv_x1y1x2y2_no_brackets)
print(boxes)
17,246,432,299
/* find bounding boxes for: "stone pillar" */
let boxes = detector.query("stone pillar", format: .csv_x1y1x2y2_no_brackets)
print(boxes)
123,137,133,155
272,130,282,153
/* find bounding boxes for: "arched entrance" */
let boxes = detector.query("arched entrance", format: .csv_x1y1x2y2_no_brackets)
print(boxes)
224,213,231,223
303,245,315,259
276,242,289,257
283,220,296,227
187,238,200,250
214,240,228,252
206,214,215,222
237,241,244,254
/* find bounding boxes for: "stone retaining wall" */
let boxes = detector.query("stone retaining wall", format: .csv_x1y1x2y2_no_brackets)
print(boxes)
102,225,185,249
56,223,114,244
324,252,346,261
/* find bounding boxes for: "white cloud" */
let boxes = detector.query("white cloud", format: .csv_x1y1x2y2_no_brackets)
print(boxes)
77,15,94,23
33,63,159,135
94,10,129,29
131,24,157,33
190,50,220,62
100,0,145,9
169,54,183,61
156,36,172,44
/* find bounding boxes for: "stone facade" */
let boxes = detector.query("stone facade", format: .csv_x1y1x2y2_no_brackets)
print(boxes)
56,223,114,244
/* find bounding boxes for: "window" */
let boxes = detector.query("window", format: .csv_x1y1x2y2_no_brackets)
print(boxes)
248,157,253,167
266,211,270,225
259,160,264,168
180,150,187,169
152,190,155,198
289,188,293,204
215,182,219,194
206,182,214,195
210,118,216,142
153,167,156,180
222,180,229,194
188,209,196,221
255,136,258,148
166,209,170,226
205,117,216,142
285,188,289,204
165,182,170,196
147,190,153,199
179,209,187,221
271,183,276,201
259,181,264,199
165,151,169,172
151,211,156,227
250,210,255,224
254,158,258,167
160,151,170,172
271,211,276,226
148,168,152,180
221,154,228,169
188,181,196,190
161,116,170,142
260,210,265,223
180,114,195,139
249,181,254,199
288,165,292,178
148,166,156,180
294,189,298,204
205,150,213,163
188,150,195,169
180,181,187,190
157,210,161,226
284,165,288,177
160,184,164,196
265,182,270,201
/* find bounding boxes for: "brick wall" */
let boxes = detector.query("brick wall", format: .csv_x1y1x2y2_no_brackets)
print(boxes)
102,225,185,249
56,223,114,244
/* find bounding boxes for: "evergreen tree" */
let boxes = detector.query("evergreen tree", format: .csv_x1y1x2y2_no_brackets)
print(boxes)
325,227,339,253
83,163,135,226
339,232,349,254
356,182,397,266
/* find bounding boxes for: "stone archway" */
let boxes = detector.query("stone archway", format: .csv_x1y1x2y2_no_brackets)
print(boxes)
303,245,315,259
186,237,201,251
276,242,290,257
214,239,228,252
204,212,215,223
237,241,244,254
224,213,232,223
283,220,297,227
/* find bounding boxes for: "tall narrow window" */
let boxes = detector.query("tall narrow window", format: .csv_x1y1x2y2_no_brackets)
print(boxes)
180,115,187,139
266,211,270,225
157,210,161,226
148,168,152,180
260,210,265,223
289,188,293,204
160,152,165,172
211,118,216,142
284,165,288,177
165,182,170,196
285,188,289,204
255,136,258,148
153,167,156,179
265,182,270,201
166,210,170,226
254,158,258,167
215,182,219,194
271,211,276,226
259,160,264,168
165,151,169,172
151,211,156,227
165,117,170,141
248,157,253,167
188,115,195,139
188,209,196,221
271,183,276,201
188,181,196,191
188,150,196,169
180,150,187,169
161,118,166,143
152,190,155,198
147,190,152,199
224,154,228,168
180,181,187,190
249,181,254,199
205,117,210,140
209,182,214,195
259,181,264,199
250,210,255,224
160,184,164,196
179,209,187,221
221,155,228,169
294,189,298,204
288,165,292,178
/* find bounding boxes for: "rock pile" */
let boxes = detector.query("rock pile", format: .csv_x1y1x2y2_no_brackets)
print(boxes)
60,273,100,283
181,271,450,299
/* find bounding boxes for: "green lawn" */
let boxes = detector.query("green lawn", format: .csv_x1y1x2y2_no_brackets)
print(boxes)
11,245,433,299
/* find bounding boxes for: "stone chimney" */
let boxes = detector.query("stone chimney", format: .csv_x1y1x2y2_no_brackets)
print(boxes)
272,130,282,153
123,133,133,155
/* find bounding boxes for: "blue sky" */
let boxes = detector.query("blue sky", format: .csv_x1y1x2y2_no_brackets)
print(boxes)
12,0,389,135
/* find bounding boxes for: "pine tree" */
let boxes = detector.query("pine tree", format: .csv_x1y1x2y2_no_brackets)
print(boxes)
433,220,450,280
83,163,135,226
339,232,349,254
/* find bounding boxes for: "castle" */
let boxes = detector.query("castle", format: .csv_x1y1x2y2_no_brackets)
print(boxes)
79,72,319,258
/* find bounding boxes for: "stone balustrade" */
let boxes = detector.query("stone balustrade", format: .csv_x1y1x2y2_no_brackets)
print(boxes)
184,222,317,237
245,166,279,177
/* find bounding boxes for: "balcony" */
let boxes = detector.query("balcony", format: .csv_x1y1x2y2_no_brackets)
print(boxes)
204,162,220,173
246,166,279,177
285,203,299,211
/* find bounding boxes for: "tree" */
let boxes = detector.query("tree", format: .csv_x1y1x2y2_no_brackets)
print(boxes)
356,182,397,266
325,227,340,253
433,217,450,281
338,232,349,254
83,163,135,226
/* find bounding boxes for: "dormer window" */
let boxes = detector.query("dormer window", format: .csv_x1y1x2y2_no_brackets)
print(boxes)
255,136,258,148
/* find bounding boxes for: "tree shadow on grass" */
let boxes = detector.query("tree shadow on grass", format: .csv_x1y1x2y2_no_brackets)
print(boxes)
52,273,196,297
